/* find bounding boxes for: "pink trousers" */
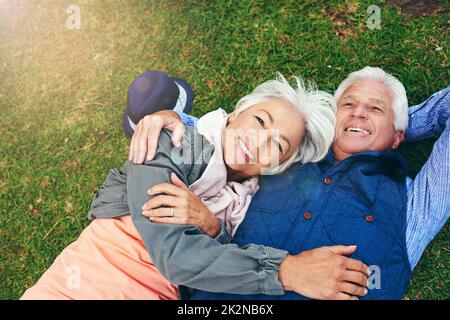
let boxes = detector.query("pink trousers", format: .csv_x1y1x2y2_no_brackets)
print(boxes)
21,216,179,300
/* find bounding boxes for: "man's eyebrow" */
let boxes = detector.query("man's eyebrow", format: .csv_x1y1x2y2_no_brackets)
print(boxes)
261,109,273,124
341,95,355,101
368,97,387,108
341,95,387,109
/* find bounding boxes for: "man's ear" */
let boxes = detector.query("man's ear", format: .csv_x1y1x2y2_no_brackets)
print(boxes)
392,130,405,150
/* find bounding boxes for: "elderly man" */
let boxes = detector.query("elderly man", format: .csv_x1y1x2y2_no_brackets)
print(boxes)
128,67,449,299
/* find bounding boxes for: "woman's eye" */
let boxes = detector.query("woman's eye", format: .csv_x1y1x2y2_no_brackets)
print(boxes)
255,116,265,126
274,140,283,154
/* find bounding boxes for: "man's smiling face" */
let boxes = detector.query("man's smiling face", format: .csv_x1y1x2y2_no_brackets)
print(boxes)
333,78,405,161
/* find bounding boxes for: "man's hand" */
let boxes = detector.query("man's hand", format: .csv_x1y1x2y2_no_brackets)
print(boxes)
129,110,186,164
279,245,370,300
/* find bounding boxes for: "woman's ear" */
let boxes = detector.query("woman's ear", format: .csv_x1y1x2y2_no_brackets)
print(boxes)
227,110,239,124
229,101,246,124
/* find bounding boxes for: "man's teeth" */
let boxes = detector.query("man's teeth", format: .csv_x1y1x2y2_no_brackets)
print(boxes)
346,127,370,135
238,138,255,161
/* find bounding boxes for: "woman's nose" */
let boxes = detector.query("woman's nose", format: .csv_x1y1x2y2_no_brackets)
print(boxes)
258,135,281,167
247,129,267,148
258,144,282,168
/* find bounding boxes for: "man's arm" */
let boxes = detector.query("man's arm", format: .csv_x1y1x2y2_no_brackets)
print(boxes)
405,86,450,141
405,86,450,269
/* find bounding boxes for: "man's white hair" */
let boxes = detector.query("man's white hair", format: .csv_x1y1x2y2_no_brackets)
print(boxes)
334,66,408,131
233,73,336,175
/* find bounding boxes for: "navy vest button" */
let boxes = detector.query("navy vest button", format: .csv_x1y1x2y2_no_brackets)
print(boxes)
364,214,374,222
323,177,332,185
303,211,312,220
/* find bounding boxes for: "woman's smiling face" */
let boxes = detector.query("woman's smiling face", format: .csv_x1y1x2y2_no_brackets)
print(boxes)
222,98,305,178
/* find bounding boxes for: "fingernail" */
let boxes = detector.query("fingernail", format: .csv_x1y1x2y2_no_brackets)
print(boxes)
367,269,371,276
142,211,148,216
364,289,368,295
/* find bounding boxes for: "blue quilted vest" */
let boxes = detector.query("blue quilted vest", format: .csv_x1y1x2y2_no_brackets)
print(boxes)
193,150,411,300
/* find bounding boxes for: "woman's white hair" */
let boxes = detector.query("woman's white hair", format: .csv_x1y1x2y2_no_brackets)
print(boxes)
333,66,408,130
233,73,336,175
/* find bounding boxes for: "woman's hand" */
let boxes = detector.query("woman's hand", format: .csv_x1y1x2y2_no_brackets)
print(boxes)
129,110,186,164
142,173,222,238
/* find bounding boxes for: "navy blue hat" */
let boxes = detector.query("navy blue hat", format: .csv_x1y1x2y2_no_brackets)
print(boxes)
123,70,194,138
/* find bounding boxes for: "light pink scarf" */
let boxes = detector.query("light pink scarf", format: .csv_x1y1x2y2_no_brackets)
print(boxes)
189,109,259,237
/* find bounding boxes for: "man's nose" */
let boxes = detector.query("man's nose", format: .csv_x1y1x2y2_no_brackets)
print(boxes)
352,103,368,118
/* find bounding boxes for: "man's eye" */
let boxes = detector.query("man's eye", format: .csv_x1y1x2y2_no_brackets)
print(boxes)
255,116,265,126
372,106,383,112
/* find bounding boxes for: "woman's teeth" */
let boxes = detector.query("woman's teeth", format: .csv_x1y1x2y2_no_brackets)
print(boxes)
238,138,255,161
345,127,370,135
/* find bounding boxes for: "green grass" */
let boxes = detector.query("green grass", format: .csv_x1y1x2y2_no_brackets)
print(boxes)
0,0,448,299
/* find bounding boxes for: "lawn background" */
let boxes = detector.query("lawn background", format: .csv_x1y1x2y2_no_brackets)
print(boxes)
0,0,448,299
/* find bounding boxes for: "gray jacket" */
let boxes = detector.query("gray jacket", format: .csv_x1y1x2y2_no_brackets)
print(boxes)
88,126,288,297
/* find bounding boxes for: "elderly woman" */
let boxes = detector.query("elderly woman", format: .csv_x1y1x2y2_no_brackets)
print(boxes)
21,72,336,300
